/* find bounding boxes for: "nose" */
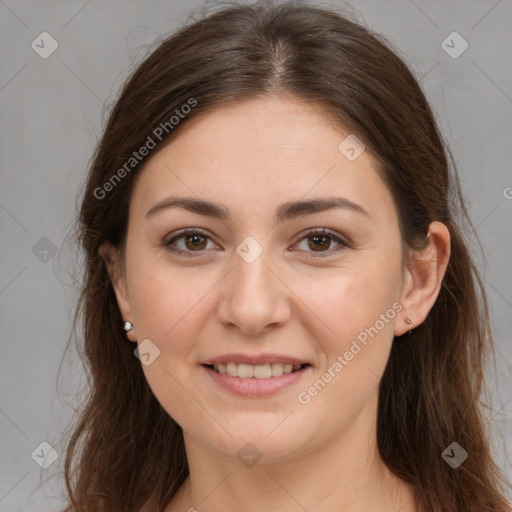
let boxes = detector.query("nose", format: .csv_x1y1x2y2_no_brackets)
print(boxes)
215,246,291,336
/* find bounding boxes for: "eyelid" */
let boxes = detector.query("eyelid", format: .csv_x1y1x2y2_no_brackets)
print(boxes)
290,227,350,257
163,227,350,258
163,228,218,257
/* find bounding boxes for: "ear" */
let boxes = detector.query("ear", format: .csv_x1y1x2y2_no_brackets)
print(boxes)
99,242,137,342
395,221,451,336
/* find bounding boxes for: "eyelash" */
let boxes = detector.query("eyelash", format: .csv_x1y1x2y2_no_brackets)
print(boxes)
162,228,350,258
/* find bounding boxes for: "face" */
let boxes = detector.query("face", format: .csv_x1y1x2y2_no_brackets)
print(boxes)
111,94,411,463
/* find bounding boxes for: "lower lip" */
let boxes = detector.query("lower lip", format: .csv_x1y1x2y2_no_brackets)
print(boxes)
202,365,312,398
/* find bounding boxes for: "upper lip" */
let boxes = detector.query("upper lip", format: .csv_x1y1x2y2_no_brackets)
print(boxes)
202,353,310,366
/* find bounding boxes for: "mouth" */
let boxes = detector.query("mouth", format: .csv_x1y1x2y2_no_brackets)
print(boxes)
201,361,313,397
203,362,311,379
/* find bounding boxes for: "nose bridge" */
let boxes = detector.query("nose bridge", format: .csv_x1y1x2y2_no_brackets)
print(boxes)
234,236,278,303
235,244,273,296
217,235,290,332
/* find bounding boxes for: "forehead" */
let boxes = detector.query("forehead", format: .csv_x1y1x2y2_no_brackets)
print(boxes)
161,94,353,166
130,94,396,224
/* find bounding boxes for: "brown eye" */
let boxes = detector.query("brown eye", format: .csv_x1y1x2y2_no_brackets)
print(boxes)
164,229,217,257
183,233,207,251
294,228,349,257
308,234,332,252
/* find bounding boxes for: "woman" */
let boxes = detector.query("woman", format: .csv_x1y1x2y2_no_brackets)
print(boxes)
60,1,512,511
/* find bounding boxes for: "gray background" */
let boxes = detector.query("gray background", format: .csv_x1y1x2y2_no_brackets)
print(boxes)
1,0,511,510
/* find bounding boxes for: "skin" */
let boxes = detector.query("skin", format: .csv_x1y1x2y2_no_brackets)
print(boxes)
102,93,450,512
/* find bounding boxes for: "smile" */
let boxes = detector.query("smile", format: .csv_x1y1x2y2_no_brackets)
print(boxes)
202,363,312,398
209,362,307,378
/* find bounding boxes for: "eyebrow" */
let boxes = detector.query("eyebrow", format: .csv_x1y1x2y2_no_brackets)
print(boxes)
145,195,370,222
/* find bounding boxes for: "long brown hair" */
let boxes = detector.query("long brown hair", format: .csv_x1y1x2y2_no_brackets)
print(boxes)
58,1,512,510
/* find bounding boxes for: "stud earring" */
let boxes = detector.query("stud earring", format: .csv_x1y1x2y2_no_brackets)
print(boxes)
404,315,414,335
123,321,134,332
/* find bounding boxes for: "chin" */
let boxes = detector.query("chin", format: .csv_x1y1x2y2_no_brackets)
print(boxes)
201,425,310,465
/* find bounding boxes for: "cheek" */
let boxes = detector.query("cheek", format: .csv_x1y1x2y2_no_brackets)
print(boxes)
128,256,214,343
127,263,217,427
293,261,401,353
292,270,400,427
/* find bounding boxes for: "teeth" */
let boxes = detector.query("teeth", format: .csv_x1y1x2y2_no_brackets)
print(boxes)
238,364,254,378
226,363,238,377
212,362,304,378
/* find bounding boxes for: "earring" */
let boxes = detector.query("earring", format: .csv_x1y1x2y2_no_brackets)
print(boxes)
123,321,134,332
404,315,414,335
